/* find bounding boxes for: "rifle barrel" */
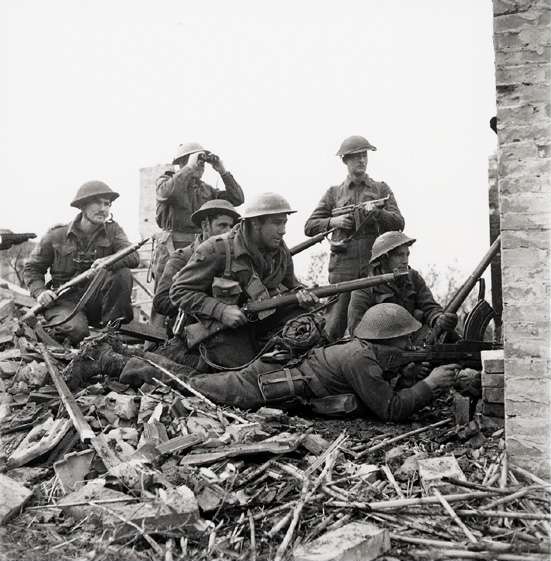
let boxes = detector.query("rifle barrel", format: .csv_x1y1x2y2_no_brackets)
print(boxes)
245,270,407,313
289,229,336,256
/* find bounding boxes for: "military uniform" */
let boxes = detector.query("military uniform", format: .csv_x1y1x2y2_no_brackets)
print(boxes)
304,174,404,339
179,339,433,422
348,266,443,337
153,166,244,282
169,222,303,368
23,216,139,344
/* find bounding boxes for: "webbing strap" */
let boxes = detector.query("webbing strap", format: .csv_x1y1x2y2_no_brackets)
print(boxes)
222,236,233,278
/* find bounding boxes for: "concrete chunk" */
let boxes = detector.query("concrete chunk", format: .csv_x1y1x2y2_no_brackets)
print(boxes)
54,450,95,494
0,474,33,525
418,456,466,494
293,522,389,561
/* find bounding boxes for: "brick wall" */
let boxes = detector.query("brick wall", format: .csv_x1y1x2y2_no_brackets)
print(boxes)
493,0,551,476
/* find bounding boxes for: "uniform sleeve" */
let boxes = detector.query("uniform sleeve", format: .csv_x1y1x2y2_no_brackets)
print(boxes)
108,223,140,270
210,172,245,206
23,235,54,298
282,252,302,290
156,167,195,202
376,182,405,231
153,250,190,317
338,344,433,421
412,270,444,326
169,241,229,321
304,187,335,236
347,288,375,335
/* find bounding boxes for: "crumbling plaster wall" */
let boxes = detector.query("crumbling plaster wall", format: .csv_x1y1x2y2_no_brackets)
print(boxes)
493,0,551,475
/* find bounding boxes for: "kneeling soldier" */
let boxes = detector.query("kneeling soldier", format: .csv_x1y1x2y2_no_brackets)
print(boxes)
168,192,318,369
23,181,139,345
347,231,458,341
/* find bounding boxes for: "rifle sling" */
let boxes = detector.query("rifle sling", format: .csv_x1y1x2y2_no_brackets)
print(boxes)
43,269,107,329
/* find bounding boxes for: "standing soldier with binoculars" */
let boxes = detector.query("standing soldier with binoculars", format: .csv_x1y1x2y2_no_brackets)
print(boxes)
153,142,245,284
304,135,404,341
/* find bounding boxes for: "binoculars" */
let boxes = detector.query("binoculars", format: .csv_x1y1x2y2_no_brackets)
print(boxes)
198,152,219,164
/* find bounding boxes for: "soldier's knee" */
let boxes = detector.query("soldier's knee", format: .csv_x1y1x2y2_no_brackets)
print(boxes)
109,267,133,289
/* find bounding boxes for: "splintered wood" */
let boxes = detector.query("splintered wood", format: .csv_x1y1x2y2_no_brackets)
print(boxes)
0,289,549,560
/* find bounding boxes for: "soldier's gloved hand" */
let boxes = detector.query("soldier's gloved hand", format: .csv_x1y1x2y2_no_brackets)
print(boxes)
435,312,458,332
330,214,354,230
296,289,320,309
424,363,462,391
210,154,226,175
221,305,248,328
37,289,57,307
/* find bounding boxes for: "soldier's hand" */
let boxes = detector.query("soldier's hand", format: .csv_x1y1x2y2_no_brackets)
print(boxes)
210,155,226,175
221,305,248,328
91,256,111,269
435,312,458,331
187,151,205,172
296,289,320,309
330,214,354,230
424,363,462,391
402,361,431,382
37,290,57,307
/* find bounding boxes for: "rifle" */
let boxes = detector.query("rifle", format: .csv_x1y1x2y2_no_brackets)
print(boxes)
22,238,149,324
426,235,501,345
331,195,389,218
289,228,336,256
0,232,36,250
180,269,408,348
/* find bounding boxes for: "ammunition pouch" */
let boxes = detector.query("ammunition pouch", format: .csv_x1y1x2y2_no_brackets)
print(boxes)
212,276,242,305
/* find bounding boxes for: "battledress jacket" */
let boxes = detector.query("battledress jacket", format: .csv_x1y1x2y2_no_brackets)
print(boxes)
304,174,404,282
156,167,244,234
23,216,140,298
169,225,301,322
347,266,444,336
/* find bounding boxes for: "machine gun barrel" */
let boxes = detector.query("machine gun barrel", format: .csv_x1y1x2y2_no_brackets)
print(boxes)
289,228,336,256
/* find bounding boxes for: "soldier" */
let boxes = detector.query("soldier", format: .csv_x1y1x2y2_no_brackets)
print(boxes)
153,199,241,323
120,303,461,422
347,231,458,340
153,142,245,283
168,192,318,369
23,181,140,345
304,135,404,341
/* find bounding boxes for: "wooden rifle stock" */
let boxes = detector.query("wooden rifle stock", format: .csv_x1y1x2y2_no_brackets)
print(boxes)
427,235,501,344
22,238,149,323
289,228,336,256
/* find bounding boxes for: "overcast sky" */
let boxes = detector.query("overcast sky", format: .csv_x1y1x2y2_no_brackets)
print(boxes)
1,0,497,284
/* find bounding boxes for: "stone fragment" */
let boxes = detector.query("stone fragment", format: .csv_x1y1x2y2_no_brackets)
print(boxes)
255,407,288,422
54,450,95,494
99,392,139,423
418,456,466,495
454,392,471,425
384,444,409,464
0,473,33,525
0,362,19,379
0,299,15,322
482,387,505,403
301,434,331,455
481,350,505,373
293,522,390,561
481,372,504,388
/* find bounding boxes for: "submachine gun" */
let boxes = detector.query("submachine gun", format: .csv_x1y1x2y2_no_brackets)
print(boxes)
22,239,149,325
388,235,503,373
178,269,409,348
0,231,36,250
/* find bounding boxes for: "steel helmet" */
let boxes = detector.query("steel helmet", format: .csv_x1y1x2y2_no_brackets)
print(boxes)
70,181,119,209
242,193,297,220
370,231,416,264
336,135,377,157
191,199,241,227
354,303,421,340
172,142,206,164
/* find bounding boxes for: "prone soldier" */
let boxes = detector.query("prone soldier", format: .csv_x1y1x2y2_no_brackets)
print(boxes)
168,192,319,369
347,231,458,340
304,135,405,341
23,181,140,345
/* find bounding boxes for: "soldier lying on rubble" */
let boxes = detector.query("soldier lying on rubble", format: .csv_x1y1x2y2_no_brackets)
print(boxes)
23,181,139,345
166,192,320,370
152,199,241,333
116,303,464,422
347,231,458,342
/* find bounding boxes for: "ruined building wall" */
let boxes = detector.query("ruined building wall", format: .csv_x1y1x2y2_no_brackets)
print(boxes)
493,0,551,475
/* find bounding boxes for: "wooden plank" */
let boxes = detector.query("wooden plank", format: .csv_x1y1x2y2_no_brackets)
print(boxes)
0,474,33,525
117,319,167,342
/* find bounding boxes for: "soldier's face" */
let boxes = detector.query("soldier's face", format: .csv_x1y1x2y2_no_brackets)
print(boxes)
81,197,112,225
206,214,235,237
385,246,410,272
344,151,368,176
255,214,288,250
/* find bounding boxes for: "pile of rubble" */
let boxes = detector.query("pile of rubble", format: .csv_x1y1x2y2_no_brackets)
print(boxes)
0,282,549,561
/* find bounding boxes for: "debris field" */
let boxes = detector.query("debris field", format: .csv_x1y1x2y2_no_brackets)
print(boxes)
0,283,549,561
